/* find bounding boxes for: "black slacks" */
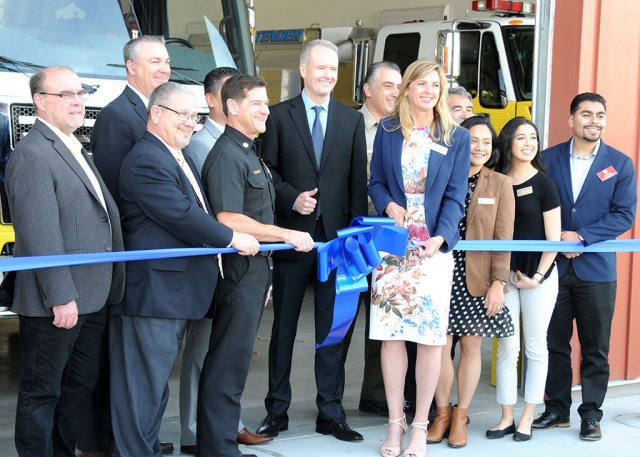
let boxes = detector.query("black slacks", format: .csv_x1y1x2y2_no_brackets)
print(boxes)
197,254,270,457
15,310,106,457
265,218,344,420
545,262,617,421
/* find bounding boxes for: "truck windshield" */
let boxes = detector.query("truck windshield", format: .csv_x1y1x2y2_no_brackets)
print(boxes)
503,26,535,101
0,0,130,79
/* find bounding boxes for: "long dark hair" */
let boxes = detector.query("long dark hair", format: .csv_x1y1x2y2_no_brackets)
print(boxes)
460,116,500,169
495,117,547,174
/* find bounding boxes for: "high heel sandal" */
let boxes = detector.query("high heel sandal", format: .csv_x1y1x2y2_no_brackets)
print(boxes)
402,421,428,457
380,414,407,457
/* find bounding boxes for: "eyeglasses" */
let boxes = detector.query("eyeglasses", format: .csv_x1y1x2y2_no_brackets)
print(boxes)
38,91,89,101
158,105,202,123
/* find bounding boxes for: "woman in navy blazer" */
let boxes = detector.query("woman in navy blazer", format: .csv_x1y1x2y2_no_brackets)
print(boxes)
368,59,470,457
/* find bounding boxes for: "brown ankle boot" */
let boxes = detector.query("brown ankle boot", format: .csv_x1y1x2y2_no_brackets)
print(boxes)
447,406,468,448
426,406,451,444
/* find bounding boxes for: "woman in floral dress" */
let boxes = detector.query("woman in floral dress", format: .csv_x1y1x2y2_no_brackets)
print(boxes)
368,59,470,457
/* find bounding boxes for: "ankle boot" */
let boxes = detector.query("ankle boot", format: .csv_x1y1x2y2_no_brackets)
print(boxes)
426,406,451,444
447,406,468,448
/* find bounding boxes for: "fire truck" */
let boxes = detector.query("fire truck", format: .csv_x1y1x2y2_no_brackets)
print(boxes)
0,0,255,315
255,1,536,130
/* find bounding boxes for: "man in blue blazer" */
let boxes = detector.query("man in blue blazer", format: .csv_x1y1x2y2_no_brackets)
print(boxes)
535,93,637,441
109,82,259,457
78,35,172,456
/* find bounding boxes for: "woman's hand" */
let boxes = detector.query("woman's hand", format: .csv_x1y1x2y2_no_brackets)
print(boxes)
485,281,505,317
414,235,444,258
385,201,406,227
510,270,539,289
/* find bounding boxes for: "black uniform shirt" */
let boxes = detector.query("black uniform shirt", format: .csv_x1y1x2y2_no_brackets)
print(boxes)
201,125,275,226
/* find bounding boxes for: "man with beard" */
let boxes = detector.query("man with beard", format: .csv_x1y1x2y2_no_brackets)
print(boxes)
535,93,637,441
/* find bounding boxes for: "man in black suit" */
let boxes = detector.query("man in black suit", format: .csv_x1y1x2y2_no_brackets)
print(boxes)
108,82,259,457
197,74,314,457
256,39,367,442
6,67,125,457
78,35,171,456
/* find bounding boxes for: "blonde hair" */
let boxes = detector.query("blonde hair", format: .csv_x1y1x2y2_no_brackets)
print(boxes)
388,59,457,146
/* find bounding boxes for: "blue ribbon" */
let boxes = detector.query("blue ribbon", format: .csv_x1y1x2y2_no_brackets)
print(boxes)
316,217,409,348
3,222,640,349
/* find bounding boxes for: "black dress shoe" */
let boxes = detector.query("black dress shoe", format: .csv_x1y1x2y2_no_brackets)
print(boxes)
532,412,570,430
161,442,174,454
358,399,389,416
486,422,516,439
180,445,196,455
513,430,532,442
316,417,364,442
256,413,289,437
580,418,602,441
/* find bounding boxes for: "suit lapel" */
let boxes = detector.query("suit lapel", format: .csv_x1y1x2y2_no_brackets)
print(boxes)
466,168,487,228
575,141,609,204
556,141,574,203
425,137,445,196
320,99,342,170
205,120,222,141
124,86,148,125
34,121,104,209
289,95,318,170
392,129,404,191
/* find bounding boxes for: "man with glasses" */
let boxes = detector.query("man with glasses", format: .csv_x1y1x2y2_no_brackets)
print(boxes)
108,82,259,457
6,66,125,457
78,35,173,457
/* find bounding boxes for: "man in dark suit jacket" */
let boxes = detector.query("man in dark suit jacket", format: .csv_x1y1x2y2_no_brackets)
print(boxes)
78,35,171,456
108,82,259,457
6,67,125,457
257,39,367,442
534,93,637,441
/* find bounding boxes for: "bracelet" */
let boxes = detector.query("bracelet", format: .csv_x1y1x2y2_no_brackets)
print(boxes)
534,272,545,284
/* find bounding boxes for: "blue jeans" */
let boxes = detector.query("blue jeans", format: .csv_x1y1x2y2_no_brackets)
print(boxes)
15,310,106,457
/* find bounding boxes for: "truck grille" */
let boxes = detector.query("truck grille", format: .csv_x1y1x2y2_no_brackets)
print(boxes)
10,104,102,153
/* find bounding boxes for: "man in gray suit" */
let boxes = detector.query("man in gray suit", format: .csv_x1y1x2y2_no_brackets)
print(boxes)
6,67,125,457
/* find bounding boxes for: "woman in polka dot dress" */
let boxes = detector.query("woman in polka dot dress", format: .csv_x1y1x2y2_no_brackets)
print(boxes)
427,116,516,448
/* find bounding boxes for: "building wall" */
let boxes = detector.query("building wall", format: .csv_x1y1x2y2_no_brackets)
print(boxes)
549,0,640,382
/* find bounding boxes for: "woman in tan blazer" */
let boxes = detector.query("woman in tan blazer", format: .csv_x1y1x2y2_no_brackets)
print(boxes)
427,116,515,448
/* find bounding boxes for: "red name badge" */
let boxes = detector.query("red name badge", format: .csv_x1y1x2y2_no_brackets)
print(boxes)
597,166,618,182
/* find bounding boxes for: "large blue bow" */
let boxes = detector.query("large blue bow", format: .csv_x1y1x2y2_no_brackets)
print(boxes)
315,217,408,348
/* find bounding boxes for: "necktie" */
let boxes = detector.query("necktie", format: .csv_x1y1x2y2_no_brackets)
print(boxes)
176,151,208,214
69,144,107,211
312,105,324,169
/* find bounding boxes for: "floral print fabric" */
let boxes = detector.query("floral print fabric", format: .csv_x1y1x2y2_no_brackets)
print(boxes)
369,128,454,345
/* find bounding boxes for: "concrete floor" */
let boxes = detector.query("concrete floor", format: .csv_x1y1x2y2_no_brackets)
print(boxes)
1,289,639,457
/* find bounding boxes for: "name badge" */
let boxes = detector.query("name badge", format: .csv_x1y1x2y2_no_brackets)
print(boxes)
431,143,448,155
478,198,495,205
516,186,533,197
597,166,617,182
253,170,262,175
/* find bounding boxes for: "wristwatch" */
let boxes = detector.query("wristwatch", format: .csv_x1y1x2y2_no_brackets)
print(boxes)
533,272,545,284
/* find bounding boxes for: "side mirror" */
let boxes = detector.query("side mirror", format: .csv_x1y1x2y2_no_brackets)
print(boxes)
436,30,460,80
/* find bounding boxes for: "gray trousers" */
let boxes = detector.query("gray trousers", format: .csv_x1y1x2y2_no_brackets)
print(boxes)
109,315,188,457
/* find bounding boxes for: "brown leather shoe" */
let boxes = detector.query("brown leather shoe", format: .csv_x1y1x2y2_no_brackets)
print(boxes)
426,406,451,444
161,442,174,454
180,444,197,455
447,406,468,448
237,427,274,445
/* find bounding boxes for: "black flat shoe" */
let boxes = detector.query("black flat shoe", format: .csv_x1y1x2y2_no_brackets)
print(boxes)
486,422,515,439
513,430,532,441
